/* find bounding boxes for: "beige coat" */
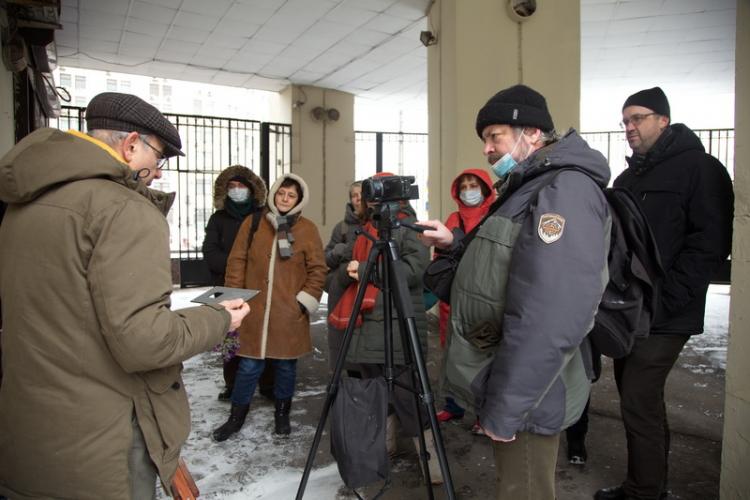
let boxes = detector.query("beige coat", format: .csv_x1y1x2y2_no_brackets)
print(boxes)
225,173,326,359
0,129,230,500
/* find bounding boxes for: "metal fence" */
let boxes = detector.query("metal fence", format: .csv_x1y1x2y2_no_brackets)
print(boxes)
355,131,430,221
581,128,735,181
351,129,735,216
52,107,291,270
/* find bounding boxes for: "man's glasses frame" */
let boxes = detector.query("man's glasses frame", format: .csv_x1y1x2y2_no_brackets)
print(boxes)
620,112,656,129
139,135,168,169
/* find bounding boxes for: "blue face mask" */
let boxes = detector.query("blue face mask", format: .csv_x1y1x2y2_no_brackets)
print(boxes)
490,132,526,179
459,188,484,207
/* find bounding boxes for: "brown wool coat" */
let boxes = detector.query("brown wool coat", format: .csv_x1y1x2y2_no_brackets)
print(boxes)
225,173,326,359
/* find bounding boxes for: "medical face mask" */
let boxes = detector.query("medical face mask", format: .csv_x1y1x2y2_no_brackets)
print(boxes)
227,187,250,203
490,132,527,179
460,188,484,207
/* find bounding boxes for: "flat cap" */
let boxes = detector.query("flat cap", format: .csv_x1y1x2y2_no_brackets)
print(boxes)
85,92,184,157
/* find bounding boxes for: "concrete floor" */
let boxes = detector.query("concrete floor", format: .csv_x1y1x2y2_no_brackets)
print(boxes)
291,307,724,500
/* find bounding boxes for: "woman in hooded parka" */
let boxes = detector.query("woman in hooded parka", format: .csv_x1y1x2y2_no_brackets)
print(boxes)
212,173,327,441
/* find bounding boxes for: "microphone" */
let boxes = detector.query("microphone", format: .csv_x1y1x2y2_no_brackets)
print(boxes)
132,168,150,181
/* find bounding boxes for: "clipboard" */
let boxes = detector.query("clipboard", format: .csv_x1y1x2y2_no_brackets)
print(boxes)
190,286,260,305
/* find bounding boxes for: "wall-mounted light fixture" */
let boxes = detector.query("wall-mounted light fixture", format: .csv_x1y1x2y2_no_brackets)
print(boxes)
507,0,537,22
311,106,340,123
419,30,437,47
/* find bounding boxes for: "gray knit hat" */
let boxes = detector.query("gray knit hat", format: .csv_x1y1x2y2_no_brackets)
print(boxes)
85,92,185,157
475,84,555,138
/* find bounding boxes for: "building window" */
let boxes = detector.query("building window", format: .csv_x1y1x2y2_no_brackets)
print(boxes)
59,73,71,87
75,75,86,89
163,85,172,98
120,80,131,91
150,83,159,98
193,99,202,114
106,79,117,91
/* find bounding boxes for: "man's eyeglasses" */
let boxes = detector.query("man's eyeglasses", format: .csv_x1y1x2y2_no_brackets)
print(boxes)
140,136,168,169
620,113,656,129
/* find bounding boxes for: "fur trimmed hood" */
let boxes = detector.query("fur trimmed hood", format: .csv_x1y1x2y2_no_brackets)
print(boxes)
213,165,267,210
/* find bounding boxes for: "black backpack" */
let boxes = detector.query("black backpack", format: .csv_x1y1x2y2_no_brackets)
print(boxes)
423,168,664,359
591,185,664,358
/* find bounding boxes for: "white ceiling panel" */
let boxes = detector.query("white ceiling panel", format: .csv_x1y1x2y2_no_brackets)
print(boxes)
131,1,177,24
78,24,121,44
362,13,412,34
168,26,210,44
210,71,253,87
180,0,233,16
325,4,378,26
343,0,399,13
79,0,130,16
173,10,220,30
159,39,201,57
57,0,736,108
142,0,182,9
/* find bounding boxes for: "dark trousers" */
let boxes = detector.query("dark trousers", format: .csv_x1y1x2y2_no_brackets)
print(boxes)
566,396,590,443
614,334,688,500
224,356,274,394
231,358,297,405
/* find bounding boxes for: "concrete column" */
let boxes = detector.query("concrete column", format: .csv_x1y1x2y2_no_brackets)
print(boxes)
427,0,580,220
720,1,750,497
288,85,355,241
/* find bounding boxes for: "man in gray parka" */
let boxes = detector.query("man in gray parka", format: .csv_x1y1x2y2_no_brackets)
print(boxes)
420,84,611,500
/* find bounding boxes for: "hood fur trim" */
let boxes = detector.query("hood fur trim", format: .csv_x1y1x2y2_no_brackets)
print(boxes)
213,165,267,210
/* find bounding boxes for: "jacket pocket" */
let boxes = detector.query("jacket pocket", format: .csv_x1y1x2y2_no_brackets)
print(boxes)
141,365,190,464
442,332,496,411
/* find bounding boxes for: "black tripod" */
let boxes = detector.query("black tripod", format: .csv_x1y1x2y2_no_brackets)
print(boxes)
296,202,456,499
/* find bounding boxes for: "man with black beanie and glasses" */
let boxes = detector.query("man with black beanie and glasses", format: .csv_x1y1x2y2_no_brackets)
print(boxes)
595,87,733,500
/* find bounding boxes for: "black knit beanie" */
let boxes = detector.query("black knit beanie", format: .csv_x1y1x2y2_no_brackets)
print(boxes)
475,84,555,138
622,87,670,118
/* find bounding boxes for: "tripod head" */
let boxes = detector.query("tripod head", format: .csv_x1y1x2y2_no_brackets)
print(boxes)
363,201,429,242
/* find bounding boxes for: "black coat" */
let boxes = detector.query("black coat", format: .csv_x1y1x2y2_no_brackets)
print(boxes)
202,209,246,285
614,123,734,335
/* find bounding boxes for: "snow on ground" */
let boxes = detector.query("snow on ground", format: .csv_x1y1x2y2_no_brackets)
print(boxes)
163,288,345,499
683,284,730,372
164,284,731,498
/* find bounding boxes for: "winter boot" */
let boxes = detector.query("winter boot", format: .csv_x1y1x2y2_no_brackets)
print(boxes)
274,398,292,435
413,431,444,485
217,386,233,402
212,403,249,442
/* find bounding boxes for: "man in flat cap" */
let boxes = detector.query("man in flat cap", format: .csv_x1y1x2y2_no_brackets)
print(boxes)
420,84,611,499
0,92,250,500
595,88,733,500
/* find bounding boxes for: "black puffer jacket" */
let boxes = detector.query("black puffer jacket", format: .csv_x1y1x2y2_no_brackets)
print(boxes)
202,166,267,285
614,123,734,335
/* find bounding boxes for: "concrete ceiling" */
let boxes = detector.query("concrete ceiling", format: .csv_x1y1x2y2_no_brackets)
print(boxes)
56,0,432,106
55,0,736,110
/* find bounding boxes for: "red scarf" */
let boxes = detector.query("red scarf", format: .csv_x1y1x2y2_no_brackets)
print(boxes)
328,221,380,330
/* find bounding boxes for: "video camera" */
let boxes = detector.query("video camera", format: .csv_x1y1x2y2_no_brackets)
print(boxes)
362,175,419,203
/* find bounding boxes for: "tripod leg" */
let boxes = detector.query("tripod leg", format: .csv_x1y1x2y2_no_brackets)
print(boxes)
295,242,382,500
386,249,456,500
